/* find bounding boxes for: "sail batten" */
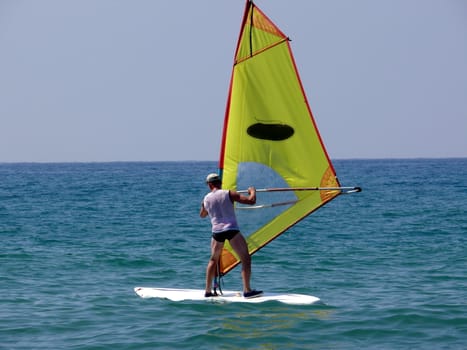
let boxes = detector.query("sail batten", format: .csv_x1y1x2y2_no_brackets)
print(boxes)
217,0,352,275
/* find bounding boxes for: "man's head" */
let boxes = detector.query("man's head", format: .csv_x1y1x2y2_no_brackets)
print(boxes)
206,173,222,187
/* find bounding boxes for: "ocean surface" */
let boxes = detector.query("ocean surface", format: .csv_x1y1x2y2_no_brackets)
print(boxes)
1,159,466,349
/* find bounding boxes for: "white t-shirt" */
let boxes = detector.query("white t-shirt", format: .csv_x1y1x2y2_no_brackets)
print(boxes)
203,189,240,233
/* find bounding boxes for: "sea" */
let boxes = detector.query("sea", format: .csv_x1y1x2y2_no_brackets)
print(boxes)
1,158,466,349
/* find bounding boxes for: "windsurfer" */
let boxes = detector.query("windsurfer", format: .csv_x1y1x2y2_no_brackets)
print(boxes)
200,173,263,299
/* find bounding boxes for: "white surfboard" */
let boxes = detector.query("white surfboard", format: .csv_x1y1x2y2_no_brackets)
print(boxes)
134,287,320,305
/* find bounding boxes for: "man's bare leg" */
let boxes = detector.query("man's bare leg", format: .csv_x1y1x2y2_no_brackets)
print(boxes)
229,233,252,293
205,238,223,295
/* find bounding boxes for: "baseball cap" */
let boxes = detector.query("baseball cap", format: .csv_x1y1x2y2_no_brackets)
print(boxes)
206,173,221,183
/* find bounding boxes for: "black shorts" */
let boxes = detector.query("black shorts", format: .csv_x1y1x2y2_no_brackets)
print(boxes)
212,230,240,242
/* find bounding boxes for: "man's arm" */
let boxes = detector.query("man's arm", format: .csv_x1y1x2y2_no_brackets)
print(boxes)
230,187,256,205
200,202,208,218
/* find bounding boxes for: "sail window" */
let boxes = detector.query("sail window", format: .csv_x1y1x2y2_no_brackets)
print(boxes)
247,123,294,141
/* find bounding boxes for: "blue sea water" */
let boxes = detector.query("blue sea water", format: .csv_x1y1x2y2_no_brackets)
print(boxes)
1,159,466,349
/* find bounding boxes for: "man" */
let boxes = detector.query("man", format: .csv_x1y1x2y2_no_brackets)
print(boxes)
200,173,263,298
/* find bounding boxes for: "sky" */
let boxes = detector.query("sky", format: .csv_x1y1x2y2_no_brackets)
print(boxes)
1,0,466,162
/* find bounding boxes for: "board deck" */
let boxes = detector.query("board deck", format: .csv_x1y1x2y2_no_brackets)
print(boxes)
134,287,320,305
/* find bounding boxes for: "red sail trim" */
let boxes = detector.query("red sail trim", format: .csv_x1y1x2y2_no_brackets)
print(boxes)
285,39,340,183
219,0,251,173
246,3,286,39
235,38,288,65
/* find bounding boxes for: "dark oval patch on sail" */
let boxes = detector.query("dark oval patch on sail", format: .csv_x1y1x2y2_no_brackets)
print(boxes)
247,123,294,141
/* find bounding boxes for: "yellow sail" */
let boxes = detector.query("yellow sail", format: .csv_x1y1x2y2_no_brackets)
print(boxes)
218,1,343,275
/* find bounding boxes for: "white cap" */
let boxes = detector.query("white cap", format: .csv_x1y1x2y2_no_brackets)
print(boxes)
206,173,221,183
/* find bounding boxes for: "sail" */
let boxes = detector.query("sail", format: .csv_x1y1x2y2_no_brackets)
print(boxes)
218,0,342,275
